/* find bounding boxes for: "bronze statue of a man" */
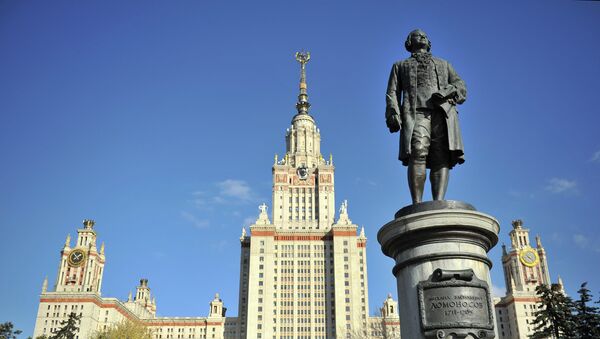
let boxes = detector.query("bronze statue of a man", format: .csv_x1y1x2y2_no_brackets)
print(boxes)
385,29,466,204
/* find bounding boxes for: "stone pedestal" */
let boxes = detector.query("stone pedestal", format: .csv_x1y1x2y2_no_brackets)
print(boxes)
377,201,500,339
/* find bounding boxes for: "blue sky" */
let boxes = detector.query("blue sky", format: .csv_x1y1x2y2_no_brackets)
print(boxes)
1,0,600,336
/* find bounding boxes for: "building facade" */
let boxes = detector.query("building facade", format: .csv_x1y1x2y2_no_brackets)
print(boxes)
494,219,563,339
236,52,388,339
33,54,399,339
33,219,231,339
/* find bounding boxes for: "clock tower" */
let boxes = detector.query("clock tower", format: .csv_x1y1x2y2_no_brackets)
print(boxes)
494,219,560,339
54,219,105,293
502,219,551,294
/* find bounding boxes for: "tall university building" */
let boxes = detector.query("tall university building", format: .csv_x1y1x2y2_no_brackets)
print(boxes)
32,54,560,339
33,54,401,339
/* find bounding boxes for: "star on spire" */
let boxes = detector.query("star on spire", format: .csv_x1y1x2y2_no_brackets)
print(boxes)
295,51,311,115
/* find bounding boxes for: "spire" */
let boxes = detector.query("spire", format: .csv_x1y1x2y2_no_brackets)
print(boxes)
100,242,105,255
536,235,543,248
128,291,132,302
502,243,507,256
556,276,566,294
509,272,516,291
295,51,311,115
64,234,71,249
42,276,48,293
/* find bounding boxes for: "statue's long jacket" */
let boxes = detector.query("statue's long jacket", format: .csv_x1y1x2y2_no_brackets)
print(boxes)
386,56,467,168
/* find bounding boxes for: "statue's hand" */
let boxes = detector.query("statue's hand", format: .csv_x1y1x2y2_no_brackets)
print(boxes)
386,115,401,133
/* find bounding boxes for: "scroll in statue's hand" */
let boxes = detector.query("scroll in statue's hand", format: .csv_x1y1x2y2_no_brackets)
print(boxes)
432,92,445,101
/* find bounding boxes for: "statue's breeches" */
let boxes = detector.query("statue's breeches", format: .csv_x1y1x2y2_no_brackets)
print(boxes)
410,110,450,170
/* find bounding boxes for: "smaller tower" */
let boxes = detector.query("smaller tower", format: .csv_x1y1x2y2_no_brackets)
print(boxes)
502,219,550,293
135,278,156,316
381,293,398,318
209,293,226,318
135,279,151,303
54,219,105,293
370,294,400,339
496,219,560,339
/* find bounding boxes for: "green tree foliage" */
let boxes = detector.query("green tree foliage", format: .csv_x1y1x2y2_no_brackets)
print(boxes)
530,283,576,339
50,313,80,339
0,322,23,339
91,320,152,339
574,282,600,338
530,284,576,339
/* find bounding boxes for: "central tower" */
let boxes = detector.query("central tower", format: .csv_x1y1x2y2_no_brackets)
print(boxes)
236,53,373,339
272,52,335,230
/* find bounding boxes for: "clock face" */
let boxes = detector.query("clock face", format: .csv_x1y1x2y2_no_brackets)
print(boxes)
297,166,308,180
68,249,86,267
519,248,539,267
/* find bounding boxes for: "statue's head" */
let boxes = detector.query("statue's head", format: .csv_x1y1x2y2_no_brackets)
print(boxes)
405,29,431,53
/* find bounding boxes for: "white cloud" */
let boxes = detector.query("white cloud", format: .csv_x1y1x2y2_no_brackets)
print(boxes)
242,216,256,227
217,179,253,201
550,232,564,245
573,234,589,249
491,283,505,298
545,178,577,194
180,211,210,229
191,191,210,207
572,233,600,253
190,179,258,209
591,150,600,163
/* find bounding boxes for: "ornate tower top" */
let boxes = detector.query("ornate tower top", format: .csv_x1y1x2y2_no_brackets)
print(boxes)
512,219,523,229
295,51,311,115
270,52,335,229
83,219,95,229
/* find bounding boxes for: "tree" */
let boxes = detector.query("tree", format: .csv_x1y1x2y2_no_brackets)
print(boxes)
50,313,80,339
574,282,600,339
0,322,22,339
91,320,152,339
344,319,400,339
530,283,576,339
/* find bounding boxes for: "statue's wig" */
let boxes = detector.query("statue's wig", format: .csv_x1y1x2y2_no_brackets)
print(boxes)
404,29,431,53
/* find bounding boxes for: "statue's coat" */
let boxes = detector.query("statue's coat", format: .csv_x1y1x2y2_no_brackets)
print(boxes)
385,56,467,168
